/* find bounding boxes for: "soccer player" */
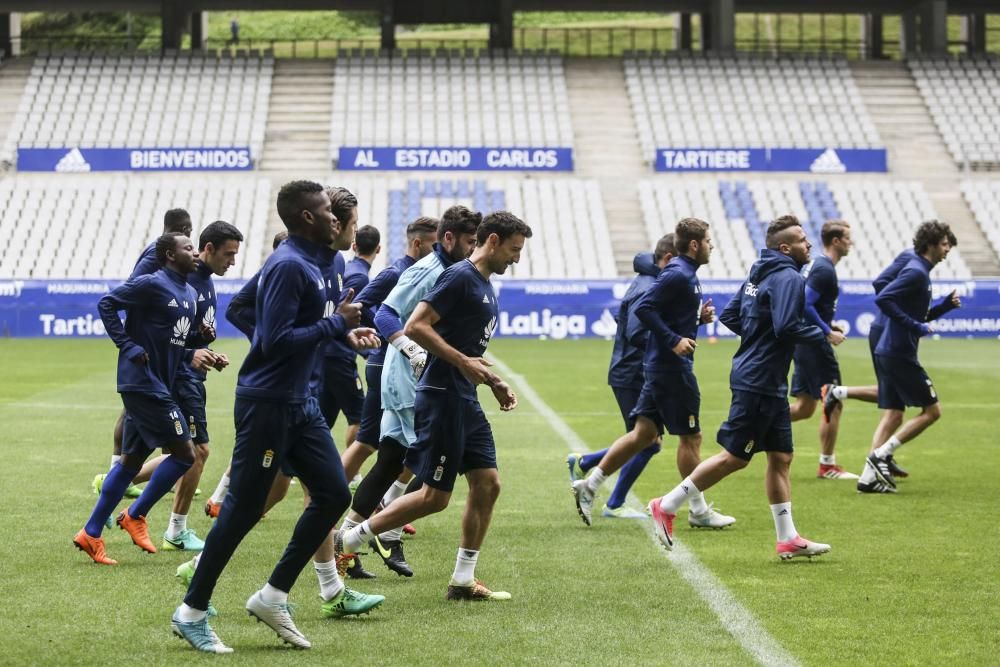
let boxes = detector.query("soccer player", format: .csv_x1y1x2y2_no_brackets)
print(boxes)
648,216,837,560
857,221,957,494
161,220,243,552
341,207,478,577
567,238,673,519
172,181,379,654
572,219,732,530
787,220,855,480
74,233,220,565
337,211,531,601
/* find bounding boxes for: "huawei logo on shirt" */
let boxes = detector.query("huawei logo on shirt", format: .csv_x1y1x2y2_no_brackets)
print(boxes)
203,305,216,329
171,316,191,346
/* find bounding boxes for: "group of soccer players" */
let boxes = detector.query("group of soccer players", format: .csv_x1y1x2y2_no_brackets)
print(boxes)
571,214,959,559
74,180,533,653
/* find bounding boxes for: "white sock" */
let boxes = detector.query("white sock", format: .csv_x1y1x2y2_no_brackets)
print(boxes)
770,502,797,542
340,517,358,532
832,385,848,400
584,467,607,494
875,436,902,459
344,520,373,553
379,527,403,542
110,454,121,471
688,491,710,516
210,473,230,504
176,602,207,622
381,480,407,507
314,560,345,601
165,512,188,540
451,547,479,586
260,583,287,605
820,454,836,465
660,476,700,513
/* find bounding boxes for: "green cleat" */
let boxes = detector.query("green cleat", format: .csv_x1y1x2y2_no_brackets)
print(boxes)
93,473,142,499
162,529,205,552
566,453,585,483
175,559,217,617
320,587,385,618
602,504,649,519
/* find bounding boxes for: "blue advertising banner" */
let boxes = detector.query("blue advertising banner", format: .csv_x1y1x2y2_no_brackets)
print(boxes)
337,147,574,171
17,147,254,172
3,279,999,340
655,147,888,173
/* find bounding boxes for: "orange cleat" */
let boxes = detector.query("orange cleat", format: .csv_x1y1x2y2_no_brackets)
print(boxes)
73,529,118,565
204,499,222,518
116,508,157,553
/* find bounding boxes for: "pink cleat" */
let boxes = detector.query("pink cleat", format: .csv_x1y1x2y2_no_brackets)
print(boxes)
648,498,676,550
776,535,830,561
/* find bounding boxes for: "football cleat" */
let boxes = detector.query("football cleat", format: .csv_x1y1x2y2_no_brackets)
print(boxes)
857,479,898,494
93,473,142,499
865,453,896,488
601,504,648,519
73,529,117,565
116,508,156,553
345,553,377,579
174,560,217,617
204,499,222,518
566,452,585,483
777,535,831,560
820,384,841,424
571,479,595,526
402,523,417,536
886,455,909,479
648,498,676,550
171,612,233,654
320,587,385,618
446,579,511,601
370,536,413,577
245,591,310,649
333,530,357,578
688,504,736,529
817,464,860,480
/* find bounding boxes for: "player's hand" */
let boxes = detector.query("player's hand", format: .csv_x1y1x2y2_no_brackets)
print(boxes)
128,347,149,365
336,288,362,328
191,348,221,372
830,323,845,333
212,352,230,371
826,330,846,346
921,322,934,336
948,290,961,308
672,338,697,356
347,327,380,351
459,356,494,385
199,323,217,344
490,380,518,411
700,299,715,324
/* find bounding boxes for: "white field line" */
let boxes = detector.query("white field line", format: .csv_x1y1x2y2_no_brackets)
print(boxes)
488,353,801,667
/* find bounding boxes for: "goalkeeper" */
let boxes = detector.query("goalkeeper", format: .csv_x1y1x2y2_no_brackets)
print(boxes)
337,206,479,576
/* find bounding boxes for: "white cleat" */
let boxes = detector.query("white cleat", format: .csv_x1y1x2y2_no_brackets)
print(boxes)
688,504,736,529
245,590,311,649
776,535,831,561
571,479,595,526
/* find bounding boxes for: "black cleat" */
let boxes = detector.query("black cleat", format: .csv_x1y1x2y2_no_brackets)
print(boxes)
857,479,897,494
345,553,377,579
820,384,841,424
370,536,413,577
886,455,909,479
865,453,896,488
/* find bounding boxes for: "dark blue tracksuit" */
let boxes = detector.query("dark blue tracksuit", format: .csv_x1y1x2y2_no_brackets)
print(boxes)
791,254,841,399
717,250,825,459
173,261,217,444
185,235,354,609
873,254,940,410
129,241,160,280
319,252,366,427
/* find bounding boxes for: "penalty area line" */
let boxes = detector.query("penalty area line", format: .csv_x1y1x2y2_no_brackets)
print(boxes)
488,352,801,667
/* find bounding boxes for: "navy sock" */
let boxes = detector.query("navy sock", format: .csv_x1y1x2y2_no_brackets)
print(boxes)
580,448,608,472
606,443,658,509
85,463,139,537
128,455,192,518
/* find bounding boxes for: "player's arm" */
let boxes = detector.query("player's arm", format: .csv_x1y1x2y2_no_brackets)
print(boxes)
375,303,427,377
226,274,258,341
718,288,743,336
803,284,832,334
405,300,499,388
624,296,650,349
634,272,694,356
258,262,345,358
874,268,931,336
926,290,961,321
97,276,153,363
356,269,396,329
771,275,827,344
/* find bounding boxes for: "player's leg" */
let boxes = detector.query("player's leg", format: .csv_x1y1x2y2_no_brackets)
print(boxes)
129,453,169,485
164,379,211,550
788,395,816,422
600,385,657,517
93,409,144,499
204,462,231,518
788,350,817,422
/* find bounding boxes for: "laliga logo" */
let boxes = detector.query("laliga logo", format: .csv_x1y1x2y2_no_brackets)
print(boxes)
172,316,191,345
590,309,618,338
855,312,875,337
203,305,216,329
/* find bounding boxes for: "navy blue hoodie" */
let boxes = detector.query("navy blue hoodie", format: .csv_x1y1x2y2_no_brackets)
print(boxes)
129,241,160,279
719,249,825,397
355,255,416,366
635,254,704,374
98,267,197,396
874,254,933,361
607,252,659,388
236,235,349,402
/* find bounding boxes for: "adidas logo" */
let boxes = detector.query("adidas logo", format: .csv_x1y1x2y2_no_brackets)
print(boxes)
167,298,179,308
198,293,205,302
55,148,91,173
482,294,490,304
809,148,847,174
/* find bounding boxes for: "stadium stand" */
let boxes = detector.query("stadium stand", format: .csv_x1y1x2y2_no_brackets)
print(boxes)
0,174,271,280
909,56,1000,169
1,52,273,166
639,177,972,280
960,180,1000,261
328,51,573,165
625,54,882,162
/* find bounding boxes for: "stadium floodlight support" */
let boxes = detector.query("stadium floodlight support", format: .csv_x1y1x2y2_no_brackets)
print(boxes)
0,11,19,58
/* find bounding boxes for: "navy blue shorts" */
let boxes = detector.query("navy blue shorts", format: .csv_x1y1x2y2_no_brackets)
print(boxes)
629,368,701,436
120,391,189,456
355,362,383,447
790,341,841,400
868,323,884,376
173,376,209,445
611,385,641,431
874,355,938,410
318,357,364,427
406,391,497,493
717,390,793,461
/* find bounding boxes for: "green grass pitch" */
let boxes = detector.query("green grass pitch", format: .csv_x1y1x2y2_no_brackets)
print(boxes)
1,337,998,665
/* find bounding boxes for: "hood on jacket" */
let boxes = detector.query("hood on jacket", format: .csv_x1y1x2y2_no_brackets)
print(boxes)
748,248,802,284
633,252,660,277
